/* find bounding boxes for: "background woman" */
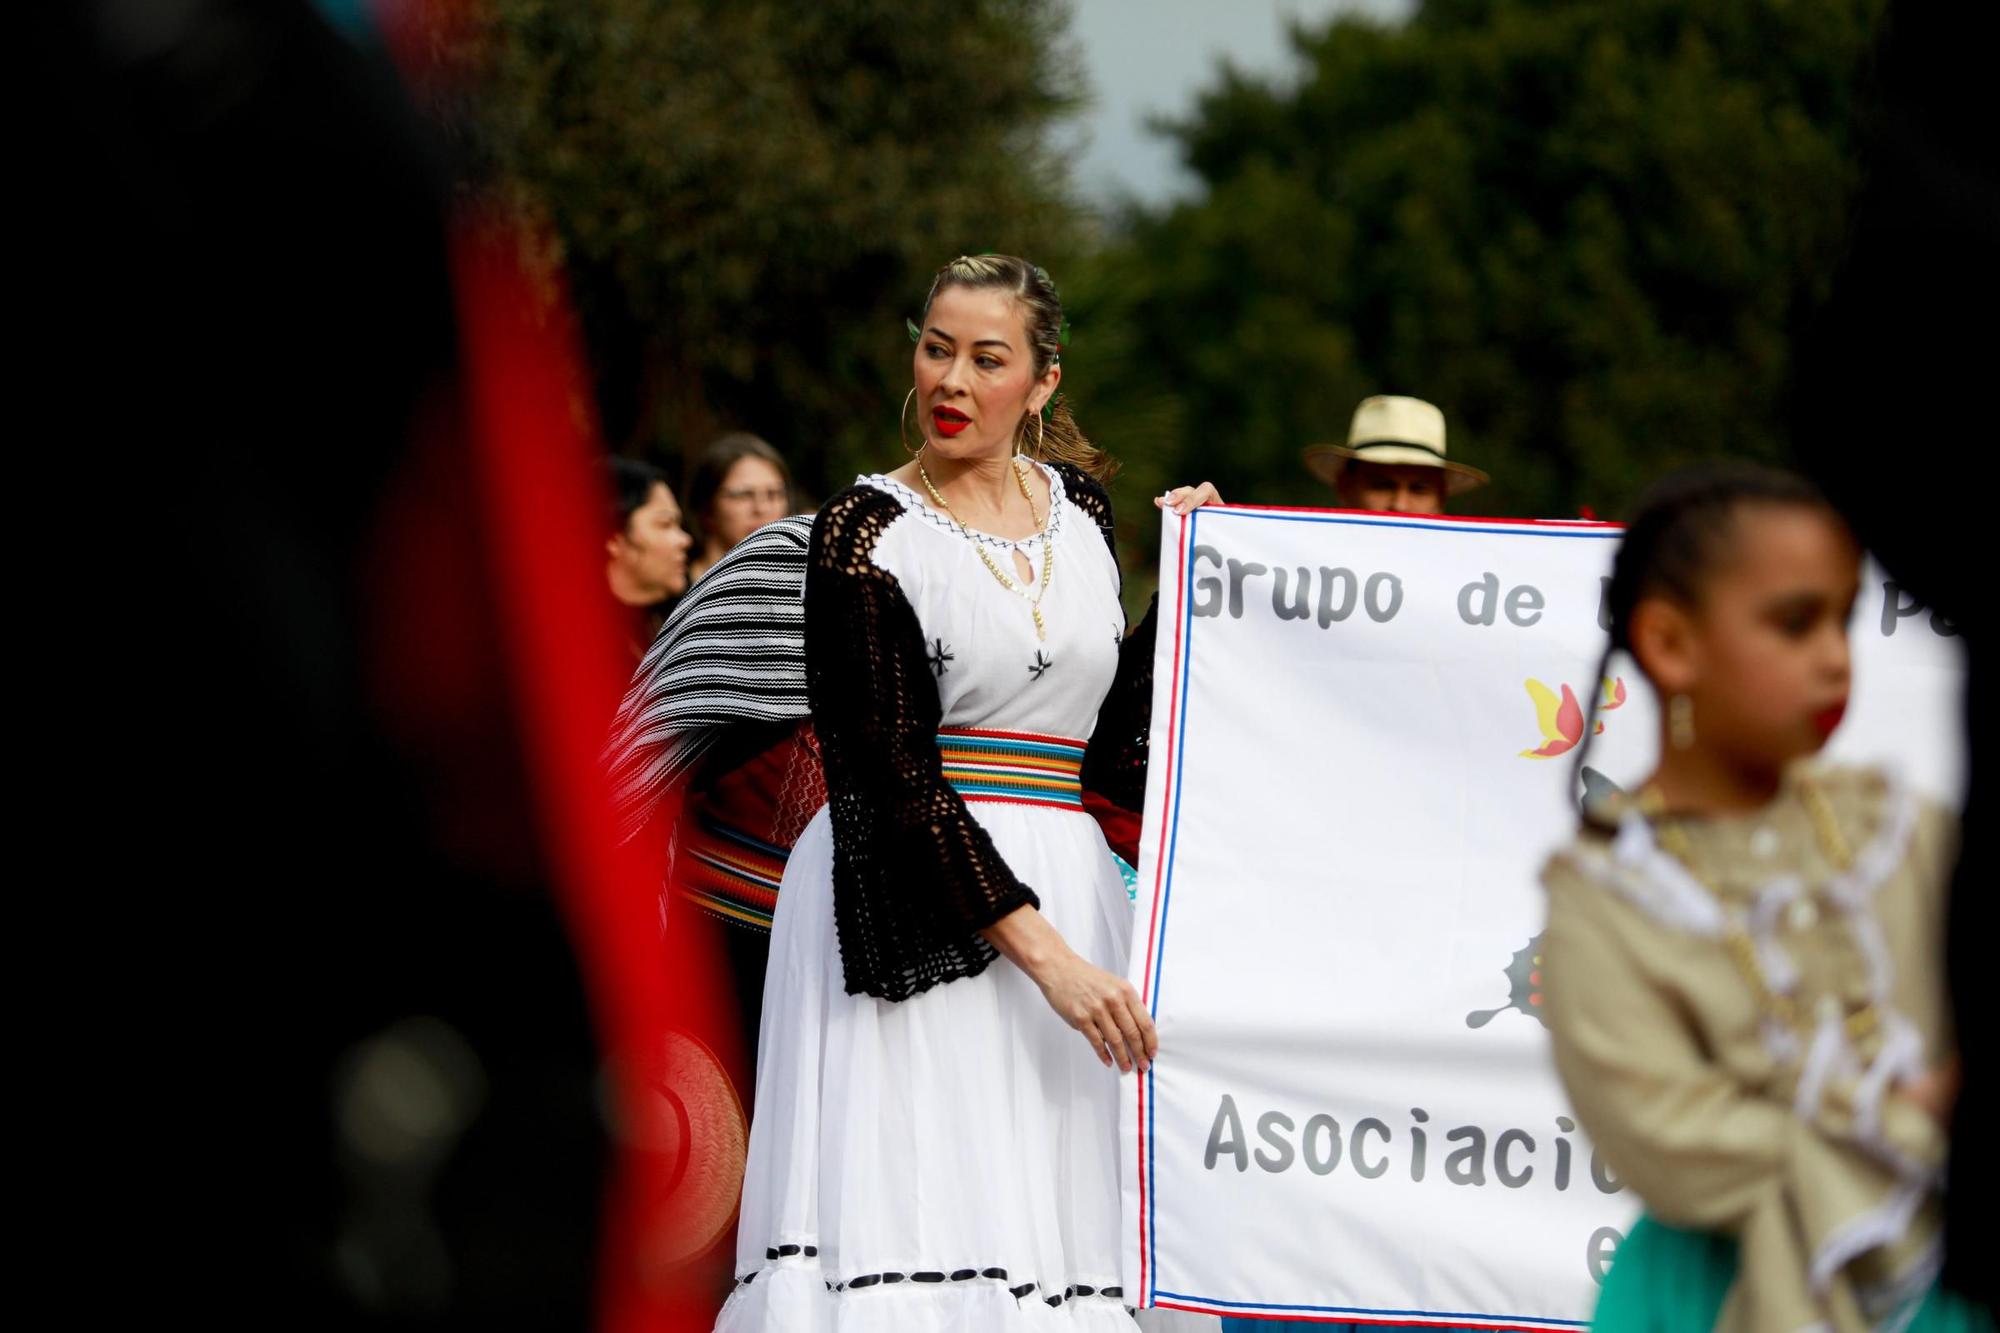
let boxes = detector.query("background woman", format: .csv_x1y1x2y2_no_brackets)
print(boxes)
713,254,1218,1330
686,433,795,584
602,455,693,660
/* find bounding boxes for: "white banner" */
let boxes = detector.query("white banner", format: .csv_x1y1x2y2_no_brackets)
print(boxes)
1122,504,1964,1328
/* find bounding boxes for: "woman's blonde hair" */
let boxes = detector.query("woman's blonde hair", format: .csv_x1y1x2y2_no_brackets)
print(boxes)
920,254,1117,482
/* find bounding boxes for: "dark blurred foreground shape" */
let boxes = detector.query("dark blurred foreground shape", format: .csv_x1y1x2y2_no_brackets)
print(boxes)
1791,1,1998,1310
31,1,737,1326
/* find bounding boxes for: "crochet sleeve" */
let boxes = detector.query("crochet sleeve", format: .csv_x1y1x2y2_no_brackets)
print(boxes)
1048,462,1158,817
806,485,1040,1002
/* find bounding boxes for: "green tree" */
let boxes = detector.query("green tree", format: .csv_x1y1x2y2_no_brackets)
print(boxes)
1070,0,1886,540
450,0,1087,497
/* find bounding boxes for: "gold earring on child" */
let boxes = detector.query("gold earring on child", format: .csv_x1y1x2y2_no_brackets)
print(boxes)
1669,694,1696,751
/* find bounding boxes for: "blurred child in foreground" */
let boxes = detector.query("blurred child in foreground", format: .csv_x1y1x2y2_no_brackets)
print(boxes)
1542,465,1988,1331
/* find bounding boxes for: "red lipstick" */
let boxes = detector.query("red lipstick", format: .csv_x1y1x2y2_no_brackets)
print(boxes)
1812,701,1848,739
932,405,970,438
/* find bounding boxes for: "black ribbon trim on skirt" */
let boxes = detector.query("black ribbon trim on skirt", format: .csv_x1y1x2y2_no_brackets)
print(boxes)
735,1253,1127,1311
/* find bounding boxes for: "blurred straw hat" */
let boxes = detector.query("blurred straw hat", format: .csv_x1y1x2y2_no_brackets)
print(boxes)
1303,395,1490,495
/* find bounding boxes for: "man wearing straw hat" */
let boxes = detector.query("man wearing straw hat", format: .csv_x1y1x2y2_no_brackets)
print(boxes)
1303,394,1488,514
1229,398,1498,1333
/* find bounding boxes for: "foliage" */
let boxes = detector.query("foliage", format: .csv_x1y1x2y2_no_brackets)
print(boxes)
447,0,1088,498
448,0,1892,593
1072,0,1887,537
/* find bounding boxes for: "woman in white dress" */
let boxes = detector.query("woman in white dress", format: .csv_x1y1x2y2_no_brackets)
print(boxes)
714,255,1218,1331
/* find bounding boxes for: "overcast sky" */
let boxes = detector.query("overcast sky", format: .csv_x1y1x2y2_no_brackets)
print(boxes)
1065,0,1413,208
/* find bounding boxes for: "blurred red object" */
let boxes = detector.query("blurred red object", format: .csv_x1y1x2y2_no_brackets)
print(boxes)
377,3,744,1323
444,215,741,1333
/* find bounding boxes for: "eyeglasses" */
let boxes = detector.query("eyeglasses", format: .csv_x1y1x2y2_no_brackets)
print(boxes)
719,486,788,505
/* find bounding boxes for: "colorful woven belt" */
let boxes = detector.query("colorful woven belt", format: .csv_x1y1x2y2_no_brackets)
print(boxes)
937,728,1087,810
678,813,789,930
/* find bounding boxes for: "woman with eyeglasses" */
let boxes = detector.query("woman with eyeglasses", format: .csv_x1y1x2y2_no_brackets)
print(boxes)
686,433,796,585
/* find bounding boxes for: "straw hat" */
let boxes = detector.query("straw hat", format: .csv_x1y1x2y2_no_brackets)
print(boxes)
1303,395,1490,495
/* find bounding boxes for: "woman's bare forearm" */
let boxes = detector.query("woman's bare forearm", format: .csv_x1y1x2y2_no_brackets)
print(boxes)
982,903,1070,982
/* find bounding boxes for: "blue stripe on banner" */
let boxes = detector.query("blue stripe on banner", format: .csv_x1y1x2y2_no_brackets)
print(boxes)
1142,506,1600,1326
1147,504,1203,1303
1202,510,1621,540
1171,1290,1586,1327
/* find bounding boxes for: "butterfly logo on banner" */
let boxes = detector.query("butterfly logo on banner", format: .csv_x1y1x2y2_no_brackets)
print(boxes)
1519,676,1626,758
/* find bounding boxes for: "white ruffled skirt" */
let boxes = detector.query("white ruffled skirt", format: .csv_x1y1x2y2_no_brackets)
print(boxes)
715,801,1149,1332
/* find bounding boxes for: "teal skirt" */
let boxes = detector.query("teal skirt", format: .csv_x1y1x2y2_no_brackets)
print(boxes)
1593,1214,1993,1332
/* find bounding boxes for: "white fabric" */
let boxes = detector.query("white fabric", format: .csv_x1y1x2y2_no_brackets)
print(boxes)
718,467,1181,1331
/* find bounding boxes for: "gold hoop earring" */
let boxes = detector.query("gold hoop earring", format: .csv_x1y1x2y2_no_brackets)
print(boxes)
1669,694,1696,751
1020,410,1046,458
900,387,925,458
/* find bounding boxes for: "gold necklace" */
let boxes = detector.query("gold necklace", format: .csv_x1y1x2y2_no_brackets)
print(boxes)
917,452,1054,641
1643,776,1878,1046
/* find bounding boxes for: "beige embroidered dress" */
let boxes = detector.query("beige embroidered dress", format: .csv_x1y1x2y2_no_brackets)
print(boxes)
1540,764,1954,1333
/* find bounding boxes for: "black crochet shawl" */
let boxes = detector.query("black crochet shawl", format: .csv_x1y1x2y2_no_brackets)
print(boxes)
807,461,1155,1001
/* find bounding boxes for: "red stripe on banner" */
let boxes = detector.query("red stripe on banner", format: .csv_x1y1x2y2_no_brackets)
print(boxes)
1128,503,1617,1313
1136,509,1191,1305
1183,502,1621,530
1141,512,1187,1004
